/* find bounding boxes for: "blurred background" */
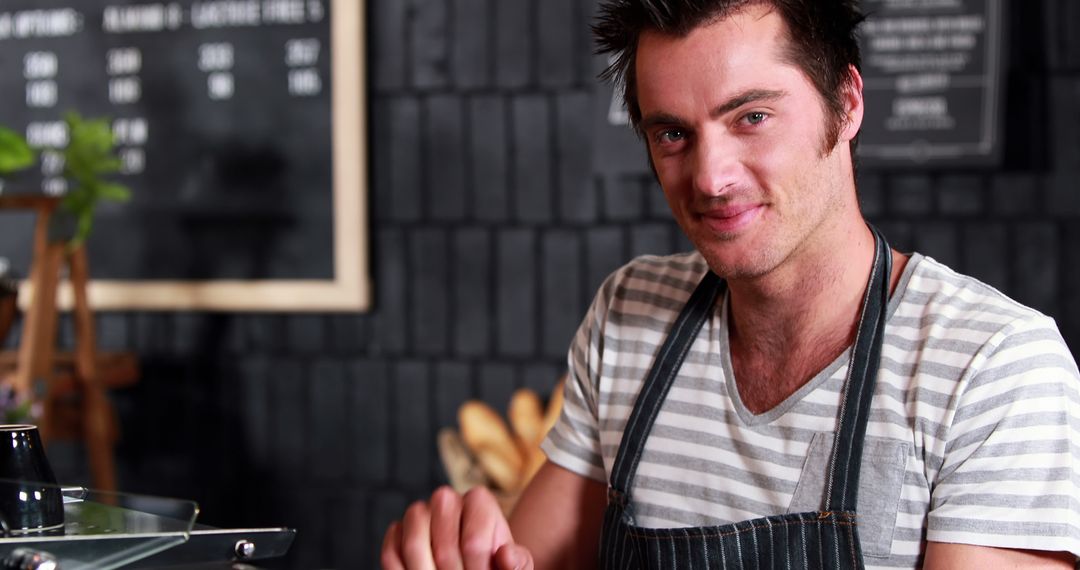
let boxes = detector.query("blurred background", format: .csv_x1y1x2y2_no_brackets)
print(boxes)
1,0,1079,568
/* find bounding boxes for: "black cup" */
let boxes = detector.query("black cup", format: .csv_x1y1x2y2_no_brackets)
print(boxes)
0,425,64,535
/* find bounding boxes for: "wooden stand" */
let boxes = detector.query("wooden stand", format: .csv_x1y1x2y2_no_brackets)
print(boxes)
0,195,137,492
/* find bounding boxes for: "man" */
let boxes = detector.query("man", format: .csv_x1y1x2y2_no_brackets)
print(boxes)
383,0,1080,568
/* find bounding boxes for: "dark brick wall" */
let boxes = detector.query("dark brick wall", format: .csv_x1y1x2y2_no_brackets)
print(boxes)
6,1,1078,568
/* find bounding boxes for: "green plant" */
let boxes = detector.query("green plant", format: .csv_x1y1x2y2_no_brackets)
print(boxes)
0,115,131,249
0,126,35,175
60,112,132,249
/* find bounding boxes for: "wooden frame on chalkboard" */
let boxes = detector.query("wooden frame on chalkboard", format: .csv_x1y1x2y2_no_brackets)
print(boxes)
29,0,369,312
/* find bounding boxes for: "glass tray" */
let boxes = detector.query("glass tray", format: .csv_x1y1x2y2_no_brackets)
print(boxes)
0,484,294,569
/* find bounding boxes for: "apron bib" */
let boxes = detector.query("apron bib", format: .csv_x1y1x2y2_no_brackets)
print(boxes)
599,226,892,569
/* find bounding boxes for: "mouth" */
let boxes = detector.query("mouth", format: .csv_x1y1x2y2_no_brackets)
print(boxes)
696,204,764,235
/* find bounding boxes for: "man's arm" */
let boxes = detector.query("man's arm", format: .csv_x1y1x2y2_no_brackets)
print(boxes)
924,541,1076,569
509,461,608,570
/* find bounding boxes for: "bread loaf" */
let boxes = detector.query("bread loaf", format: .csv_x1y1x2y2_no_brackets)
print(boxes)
458,400,523,490
508,389,545,447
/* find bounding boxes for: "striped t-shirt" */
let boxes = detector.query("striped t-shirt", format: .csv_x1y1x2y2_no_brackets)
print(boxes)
543,251,1080,568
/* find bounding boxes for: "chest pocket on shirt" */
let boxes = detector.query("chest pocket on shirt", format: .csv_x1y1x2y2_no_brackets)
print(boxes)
787,432,910,558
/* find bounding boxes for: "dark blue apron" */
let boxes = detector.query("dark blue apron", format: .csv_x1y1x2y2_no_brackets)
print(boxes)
599,226,892,569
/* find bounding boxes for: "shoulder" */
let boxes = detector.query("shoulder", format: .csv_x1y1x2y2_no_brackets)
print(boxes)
593,251,710,315
892,254,1061,347
889,254,1078,393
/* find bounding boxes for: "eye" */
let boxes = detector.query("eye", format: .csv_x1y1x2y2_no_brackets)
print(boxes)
654,128,687,145
742,111,768,126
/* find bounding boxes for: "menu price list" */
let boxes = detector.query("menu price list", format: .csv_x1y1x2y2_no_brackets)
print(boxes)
0,1,336,281
858,0,1003,166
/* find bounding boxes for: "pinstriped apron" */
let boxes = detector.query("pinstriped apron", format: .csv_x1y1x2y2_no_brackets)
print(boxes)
599,226,892,569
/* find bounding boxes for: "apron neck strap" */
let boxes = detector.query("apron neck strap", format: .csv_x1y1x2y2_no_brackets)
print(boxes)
608,270,724,497
824,224,892,513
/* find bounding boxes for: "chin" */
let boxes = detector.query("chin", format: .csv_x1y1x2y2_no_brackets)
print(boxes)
687,230,778,280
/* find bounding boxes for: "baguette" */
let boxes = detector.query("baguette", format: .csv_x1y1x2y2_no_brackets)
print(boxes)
508,389,545,447
458,401,523,489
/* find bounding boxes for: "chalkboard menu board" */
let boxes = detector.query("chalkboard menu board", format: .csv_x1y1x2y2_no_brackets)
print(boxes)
857,0,1005,167
0,0,368,311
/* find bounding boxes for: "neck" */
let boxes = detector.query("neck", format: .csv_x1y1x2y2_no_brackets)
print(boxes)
734,214,874,337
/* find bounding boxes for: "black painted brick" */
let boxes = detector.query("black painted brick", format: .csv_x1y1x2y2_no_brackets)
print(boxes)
889,175,934,216
496,229,538,356
478,361,517,411
369,492,410,568
603,174,645,221
435,361,472,431
393,361,433,488
96,314,127,351
411,229,450,354
542,230,583,358
937,175,984,216
513,95,554,223
328,314,369,354
287,315,326,354
470,95,510,222
1045,1,1080,70
577,0,602,85
646,178,671,219
962,223,1009,292
539,0,575,87
673,226,695,253
857,172,885,218
1050,77,1080,170
452,0,490,89
371,97,395,223
311,359,348,481
557,91,597,223
426,95,467,221
292,495,329,569
913,222,960,269
332,492,371,569
370,228,408,354
495,0,532,88
350,359,391,484
270,359,307,482
237,358,272,471
453,228,492,357
877,221,915,254
411,0,449,89
1046,174,1080,217
246,315,284,352
372,0,407,91
522,362,562,397
390,97,423,222
1013,223,1060,315
990,174,1040,217
170,313,204,354
585,227,626,294
1062,226,1080,348
630,224,675,258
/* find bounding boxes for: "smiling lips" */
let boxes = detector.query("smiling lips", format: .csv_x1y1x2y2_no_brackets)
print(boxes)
697,203,764,234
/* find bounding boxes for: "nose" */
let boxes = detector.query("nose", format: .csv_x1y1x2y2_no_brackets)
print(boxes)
689,129,741,197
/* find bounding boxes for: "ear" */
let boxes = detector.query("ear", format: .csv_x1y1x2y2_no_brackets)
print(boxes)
838,64,864,143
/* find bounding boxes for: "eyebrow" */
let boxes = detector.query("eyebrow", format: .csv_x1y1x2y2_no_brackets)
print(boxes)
712,89,787,117
639,88,788,131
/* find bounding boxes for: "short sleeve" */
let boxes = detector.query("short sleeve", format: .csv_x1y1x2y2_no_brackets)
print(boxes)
927,315,1080,558
540,274,617,484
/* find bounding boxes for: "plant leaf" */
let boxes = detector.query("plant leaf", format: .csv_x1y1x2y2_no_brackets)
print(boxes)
0,127,35,174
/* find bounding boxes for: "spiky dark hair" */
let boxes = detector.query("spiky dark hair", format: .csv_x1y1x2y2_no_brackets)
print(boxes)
594,0,865,150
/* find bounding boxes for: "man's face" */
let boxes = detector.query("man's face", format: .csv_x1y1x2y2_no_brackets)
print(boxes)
635,6,859,280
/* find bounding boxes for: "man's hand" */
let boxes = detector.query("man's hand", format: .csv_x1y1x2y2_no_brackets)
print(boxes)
381,485,534,570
